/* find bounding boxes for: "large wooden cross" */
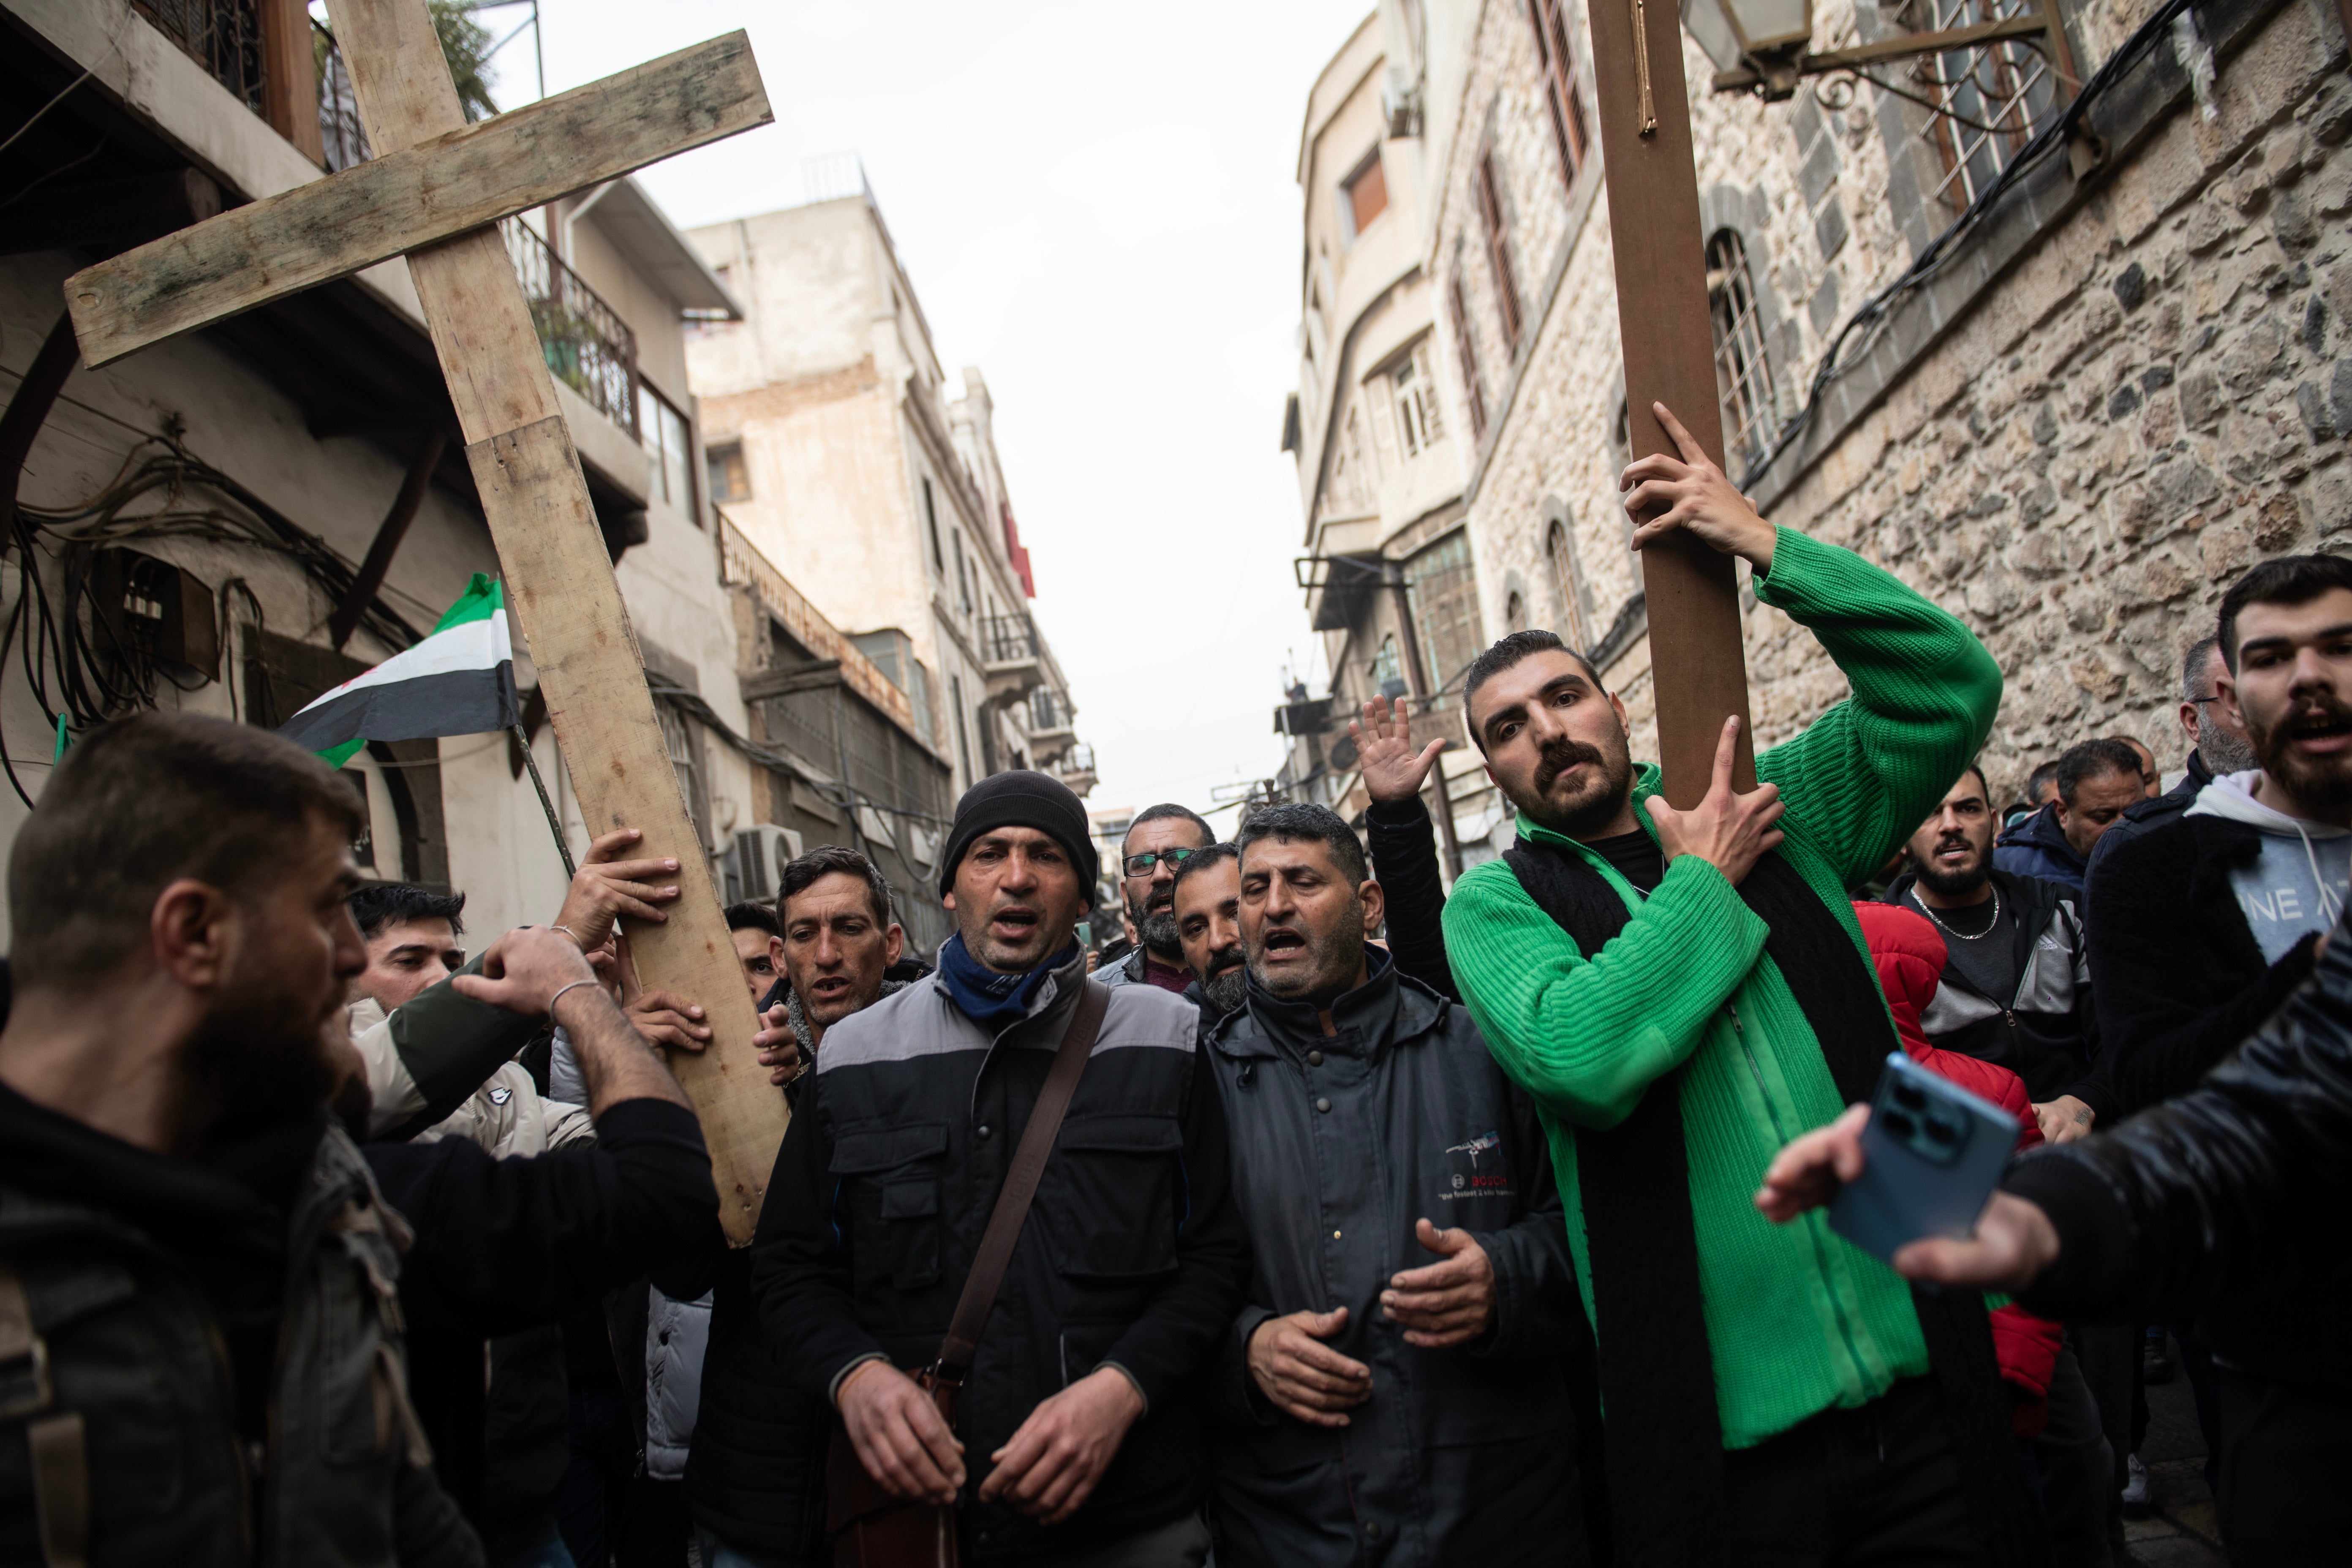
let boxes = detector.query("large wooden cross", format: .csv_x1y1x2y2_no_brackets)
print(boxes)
63,1,785,1241
1586,0,1760,802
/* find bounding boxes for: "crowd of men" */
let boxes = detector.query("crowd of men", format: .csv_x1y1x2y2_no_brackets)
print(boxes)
3,406,2349,1568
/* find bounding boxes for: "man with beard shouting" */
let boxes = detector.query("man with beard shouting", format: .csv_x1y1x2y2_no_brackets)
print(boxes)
1884,763,2104,1147
1102,804,1216,994
1199,803,1587,1566
1440,405,2027,1566
2088,553,2352,1116
2078,553,2352,1561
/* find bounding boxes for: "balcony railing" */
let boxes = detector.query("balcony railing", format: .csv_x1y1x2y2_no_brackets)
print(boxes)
980,612,1039,666
501,219,641,438
1029,687,1073,732
137,0,267,113
314,20,370,172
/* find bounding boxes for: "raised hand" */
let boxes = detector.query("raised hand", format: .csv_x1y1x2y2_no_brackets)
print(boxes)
1247,1307,1372,1427
977,1366,1145,1524
1643,715,1784,885
1381,1219,1497,1348
1350,694,1447,803
1618,401,1777,570
836,1360,964,1506
754,1000,803,1085
550,828,683,953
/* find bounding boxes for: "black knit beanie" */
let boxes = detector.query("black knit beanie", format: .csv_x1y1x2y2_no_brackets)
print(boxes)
937,770,1099,908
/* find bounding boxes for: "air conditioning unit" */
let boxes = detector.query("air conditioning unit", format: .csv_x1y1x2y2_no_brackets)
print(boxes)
730,823,804,904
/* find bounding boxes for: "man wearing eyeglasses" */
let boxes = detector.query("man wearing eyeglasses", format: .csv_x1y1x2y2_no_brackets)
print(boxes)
1102,803,1218,995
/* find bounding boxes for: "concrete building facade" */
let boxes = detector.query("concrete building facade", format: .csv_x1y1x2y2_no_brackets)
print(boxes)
683,188,1094,830
0,0,952,953
1287,0,2352,840
1281,9,1497,874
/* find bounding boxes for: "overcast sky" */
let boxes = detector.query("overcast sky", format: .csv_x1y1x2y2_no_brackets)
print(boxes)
473,0,1372,831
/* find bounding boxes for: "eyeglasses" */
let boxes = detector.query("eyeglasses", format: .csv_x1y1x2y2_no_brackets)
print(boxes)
1123,847,1198,877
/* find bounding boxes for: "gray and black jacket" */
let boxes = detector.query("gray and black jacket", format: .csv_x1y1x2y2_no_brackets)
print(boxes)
1883,868,2108,1120
0,1091,479,1568
1202,950,1587,1568
751,950,1250,1562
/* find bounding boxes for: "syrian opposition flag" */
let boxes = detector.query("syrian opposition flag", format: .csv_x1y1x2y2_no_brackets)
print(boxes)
279,574,518,766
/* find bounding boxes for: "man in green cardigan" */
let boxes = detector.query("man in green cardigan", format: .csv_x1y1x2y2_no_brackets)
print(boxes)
1443,404,2028,1565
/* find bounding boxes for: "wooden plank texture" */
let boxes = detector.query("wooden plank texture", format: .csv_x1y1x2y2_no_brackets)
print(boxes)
1585,0,1758,805
320,0,783,1240
63,28,768,369
471,417,784,1241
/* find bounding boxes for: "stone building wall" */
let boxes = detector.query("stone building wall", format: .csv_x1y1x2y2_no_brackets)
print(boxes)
1416,0,2352,815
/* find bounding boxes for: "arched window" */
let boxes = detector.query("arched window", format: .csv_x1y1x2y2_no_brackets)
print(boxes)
1546,517,1590,651
1706,229,1777,474
1504,590,1525,628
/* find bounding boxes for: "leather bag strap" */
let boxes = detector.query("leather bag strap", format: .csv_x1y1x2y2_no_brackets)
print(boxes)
936,978,1109,1380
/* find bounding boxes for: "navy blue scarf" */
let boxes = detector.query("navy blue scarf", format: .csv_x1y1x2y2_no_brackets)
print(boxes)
934,932,1081,1029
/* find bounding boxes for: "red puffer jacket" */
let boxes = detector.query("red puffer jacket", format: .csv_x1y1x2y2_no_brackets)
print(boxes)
1852,901,2063,1436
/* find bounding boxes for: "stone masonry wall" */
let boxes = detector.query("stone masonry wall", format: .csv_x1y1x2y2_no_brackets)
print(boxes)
1425,0,2352,810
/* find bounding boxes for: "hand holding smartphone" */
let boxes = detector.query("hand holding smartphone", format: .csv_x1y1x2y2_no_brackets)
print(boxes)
1828,1053,2017,1266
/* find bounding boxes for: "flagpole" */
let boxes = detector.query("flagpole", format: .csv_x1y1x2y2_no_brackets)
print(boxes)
514,724,576,877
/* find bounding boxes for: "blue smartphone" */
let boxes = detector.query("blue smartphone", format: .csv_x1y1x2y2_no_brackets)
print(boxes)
1827,1053,2017,1266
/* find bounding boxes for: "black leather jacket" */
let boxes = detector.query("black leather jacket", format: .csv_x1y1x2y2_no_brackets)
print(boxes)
2008,902,2352,1391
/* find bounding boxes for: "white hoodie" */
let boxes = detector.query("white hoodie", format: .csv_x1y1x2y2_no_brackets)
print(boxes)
2184,769,2352,961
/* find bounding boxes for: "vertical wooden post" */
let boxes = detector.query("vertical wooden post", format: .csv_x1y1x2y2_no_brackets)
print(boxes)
330,0,782,1242
1584,0,1758,804
259,0,328,167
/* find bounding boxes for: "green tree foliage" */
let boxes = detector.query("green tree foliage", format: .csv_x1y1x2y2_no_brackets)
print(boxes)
427,0,500,121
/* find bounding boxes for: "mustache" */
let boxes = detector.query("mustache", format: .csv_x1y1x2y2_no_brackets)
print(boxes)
1206,943,1245,976
1534,737,1607,795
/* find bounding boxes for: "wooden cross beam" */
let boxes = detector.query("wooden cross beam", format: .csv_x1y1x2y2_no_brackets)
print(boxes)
1586,0,1760,803
59,1,785,1242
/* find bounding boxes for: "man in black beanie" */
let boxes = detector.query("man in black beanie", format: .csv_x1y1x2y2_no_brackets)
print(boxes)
754,770,1249,1567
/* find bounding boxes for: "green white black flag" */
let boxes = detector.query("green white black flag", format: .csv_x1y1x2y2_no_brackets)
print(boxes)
278,574,518,759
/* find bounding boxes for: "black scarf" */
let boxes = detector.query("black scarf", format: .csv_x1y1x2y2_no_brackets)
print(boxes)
1504,837,2043,1568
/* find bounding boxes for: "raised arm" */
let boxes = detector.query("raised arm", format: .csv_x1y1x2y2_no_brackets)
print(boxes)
1353,694,1459,1000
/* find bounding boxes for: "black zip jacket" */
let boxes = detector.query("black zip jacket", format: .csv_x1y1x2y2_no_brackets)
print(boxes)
2006,901,2352,1391
365,1100,722,1527
751,952,1249,1562
2082,811,2322,1118
1202,950,1585,1566
1881,868,2107,1118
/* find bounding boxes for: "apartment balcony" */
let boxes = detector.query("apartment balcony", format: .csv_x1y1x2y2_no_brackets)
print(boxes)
1048,742,1097,798
501,219,641,439
980,612,1045,705
1025,687,1077,766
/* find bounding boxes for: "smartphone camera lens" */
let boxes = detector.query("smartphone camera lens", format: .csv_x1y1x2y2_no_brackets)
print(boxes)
1892,1082,1928,1111
1881,1109,1918,1141
1922,1117,1959,1146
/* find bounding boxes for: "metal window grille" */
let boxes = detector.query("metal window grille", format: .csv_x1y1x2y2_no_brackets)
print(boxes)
980,613,1039,664
1915,0,2061,218
1404,530,1482,696
1530,0,1591,189
1447,278,1488,441
1706,230,1777,474
1475,152,1525,355
654,701,709,849
1547,519,1590,650
136,0,266,112
1372,635,1404,691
